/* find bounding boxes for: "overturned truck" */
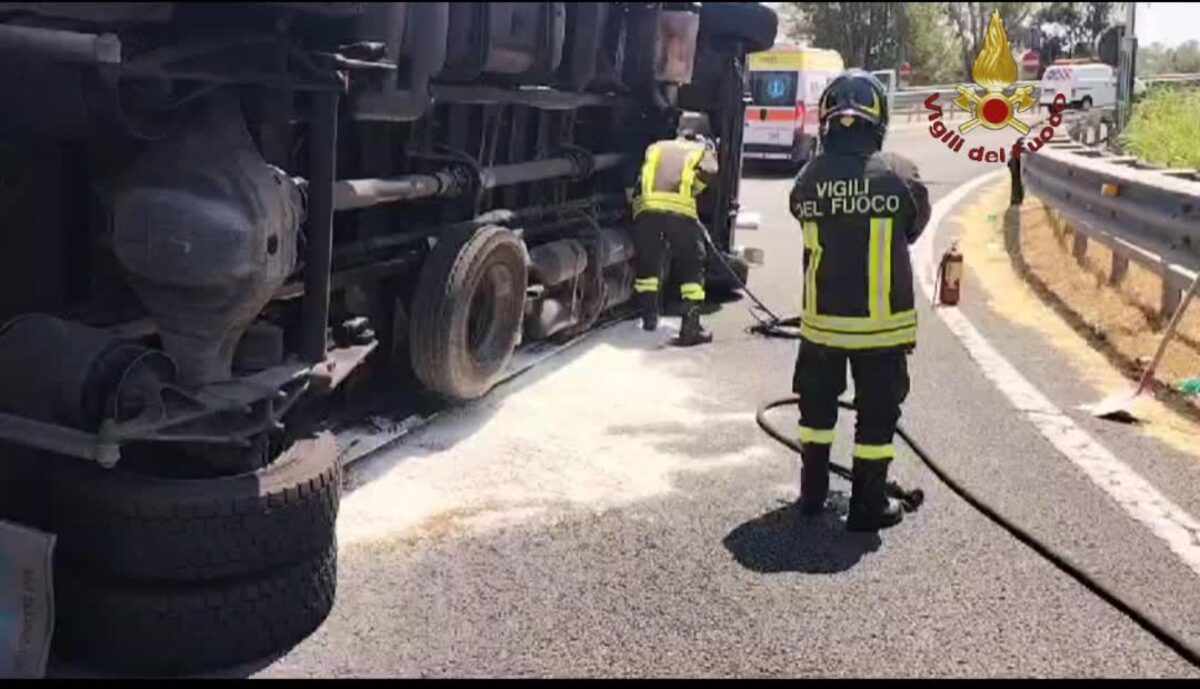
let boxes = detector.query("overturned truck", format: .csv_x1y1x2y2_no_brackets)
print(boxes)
0,1,775,675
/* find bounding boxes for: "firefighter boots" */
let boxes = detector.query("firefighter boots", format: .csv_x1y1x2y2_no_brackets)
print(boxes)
673,305,712,347
637,292,659,331
846,458,904,531
798,443,831,514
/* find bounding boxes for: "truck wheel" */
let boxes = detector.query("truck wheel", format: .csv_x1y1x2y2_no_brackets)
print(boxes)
699,2,779,54
48,433,339,582
409,225,527,401
52,544,336,676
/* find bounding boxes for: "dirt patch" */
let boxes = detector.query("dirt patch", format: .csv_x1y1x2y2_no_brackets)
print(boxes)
954,181,1200,457
1017,199,1200,400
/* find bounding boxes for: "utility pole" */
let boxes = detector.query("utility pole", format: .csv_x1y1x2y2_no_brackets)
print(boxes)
1116,2,1138,133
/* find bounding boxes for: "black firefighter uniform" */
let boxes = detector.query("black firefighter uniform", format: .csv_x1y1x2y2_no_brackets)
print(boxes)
788,151,931,468
631,137,719,306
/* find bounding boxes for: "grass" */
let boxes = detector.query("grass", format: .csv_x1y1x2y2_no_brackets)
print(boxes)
1119,86,1200,169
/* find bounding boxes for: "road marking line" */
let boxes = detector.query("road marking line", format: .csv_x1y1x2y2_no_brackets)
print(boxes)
915,170,1200,574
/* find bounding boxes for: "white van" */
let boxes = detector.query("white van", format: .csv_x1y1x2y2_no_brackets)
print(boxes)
1040,62,1115,110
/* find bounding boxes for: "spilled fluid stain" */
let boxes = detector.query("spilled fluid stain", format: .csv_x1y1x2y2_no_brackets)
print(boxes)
337,322,774,549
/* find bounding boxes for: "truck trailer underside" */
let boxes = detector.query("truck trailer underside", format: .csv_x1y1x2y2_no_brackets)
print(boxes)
0,1,776,675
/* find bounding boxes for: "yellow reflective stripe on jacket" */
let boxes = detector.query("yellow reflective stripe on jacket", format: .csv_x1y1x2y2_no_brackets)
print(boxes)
803,221,821,316
679,148,705,198
633,195,698,218
799,323,918,350
868,218,895,320
854,443,895,460
798,426,836,444
641,144,661,198
634,277,659,293
803,309,916,333
802,217,915,350
633,143,703,220
680,282,705,301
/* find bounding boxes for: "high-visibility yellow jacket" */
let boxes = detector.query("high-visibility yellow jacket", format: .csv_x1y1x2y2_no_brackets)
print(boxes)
789,150,931,352
632,137,719,220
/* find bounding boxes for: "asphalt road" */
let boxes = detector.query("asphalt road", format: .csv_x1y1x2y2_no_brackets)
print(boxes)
259,126,1200,678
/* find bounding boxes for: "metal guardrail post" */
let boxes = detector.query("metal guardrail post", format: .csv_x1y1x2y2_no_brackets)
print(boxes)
1110,253,1129,286
1072,233,1089,262
1023,130,1200,324
1162,278,1182,326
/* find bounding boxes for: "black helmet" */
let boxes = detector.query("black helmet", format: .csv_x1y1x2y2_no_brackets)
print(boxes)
818,69,889,147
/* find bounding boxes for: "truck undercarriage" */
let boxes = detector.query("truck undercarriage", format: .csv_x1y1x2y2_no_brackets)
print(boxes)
0,1,775,675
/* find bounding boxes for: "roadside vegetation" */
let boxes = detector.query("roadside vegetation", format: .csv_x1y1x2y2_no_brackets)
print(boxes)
1120,86,1200,169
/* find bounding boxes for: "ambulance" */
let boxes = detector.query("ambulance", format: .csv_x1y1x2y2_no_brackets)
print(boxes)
743,45,844,169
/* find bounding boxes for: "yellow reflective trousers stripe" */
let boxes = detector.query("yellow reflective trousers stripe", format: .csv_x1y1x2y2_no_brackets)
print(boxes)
854,443,895,460
798,426,836,444
680,282,705,301
634,277,659,293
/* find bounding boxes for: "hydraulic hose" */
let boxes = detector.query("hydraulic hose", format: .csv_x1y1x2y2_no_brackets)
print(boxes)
704,221,1200,670
757,397,924,511
756,397,1200,671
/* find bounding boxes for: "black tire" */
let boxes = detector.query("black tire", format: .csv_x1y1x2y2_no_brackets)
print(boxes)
0,446,51,529
48,433,340,582
699,2,779,54
52,544,336,676
409,225,528,401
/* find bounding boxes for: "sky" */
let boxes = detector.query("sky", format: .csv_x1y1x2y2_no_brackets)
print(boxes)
1134,3,1200,48
759,3,1200,49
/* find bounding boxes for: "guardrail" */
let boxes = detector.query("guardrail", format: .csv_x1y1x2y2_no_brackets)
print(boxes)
1023,132,1200,320
1063,106,1116,147
1142,72,1200,85
894,83,1042,123
893,72,1200,123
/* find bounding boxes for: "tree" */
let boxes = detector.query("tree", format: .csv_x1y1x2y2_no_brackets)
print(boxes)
1137,42,1172,76
1137,40,1200,75
1171,40,1200,73
943,3,1034,78
1032,2,1115,59
903,2,965,84
781,2,905,70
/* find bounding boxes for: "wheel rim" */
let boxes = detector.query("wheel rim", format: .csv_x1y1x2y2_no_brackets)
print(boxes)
467,262,516,365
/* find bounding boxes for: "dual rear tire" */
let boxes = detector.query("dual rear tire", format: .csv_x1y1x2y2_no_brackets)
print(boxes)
47,434,341,676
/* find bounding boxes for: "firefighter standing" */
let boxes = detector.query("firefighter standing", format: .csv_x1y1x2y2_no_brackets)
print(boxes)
788,71,931,531
631,112,719,347
1008,136,1025,206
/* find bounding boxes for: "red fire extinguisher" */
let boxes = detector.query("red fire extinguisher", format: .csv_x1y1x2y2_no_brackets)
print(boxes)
936,243,964,306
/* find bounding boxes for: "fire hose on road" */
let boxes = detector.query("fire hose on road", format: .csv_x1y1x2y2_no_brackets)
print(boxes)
699,224,1200,671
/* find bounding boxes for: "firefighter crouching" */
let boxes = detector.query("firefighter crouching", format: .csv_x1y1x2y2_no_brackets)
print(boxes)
789,70,931,531
631,112,719,347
